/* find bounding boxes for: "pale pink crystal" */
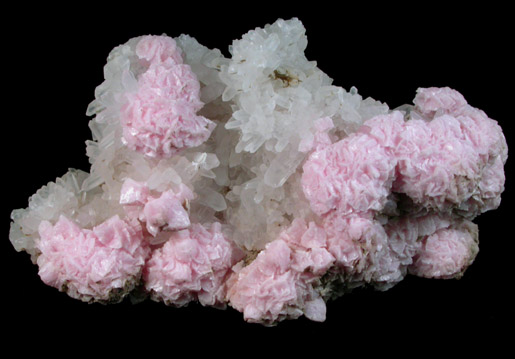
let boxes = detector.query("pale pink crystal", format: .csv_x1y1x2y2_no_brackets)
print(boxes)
227,219,332,324
393,114,504,214
323,213,390,282
143,223,244,308
120,179,194,236
227,240,297,323
120,178,150,206
382,213,479,281
120,36,215,158
301,113,400,217
36,215,149,303
413,87,467,117
135,35,184,67
409,219,479,279
143,190,192,236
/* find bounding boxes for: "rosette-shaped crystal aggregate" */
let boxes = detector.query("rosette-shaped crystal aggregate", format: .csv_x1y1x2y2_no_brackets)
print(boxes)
37,215,148,303
121,35,216,158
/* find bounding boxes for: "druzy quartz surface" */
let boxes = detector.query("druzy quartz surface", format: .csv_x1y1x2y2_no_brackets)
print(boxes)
9,18,508,325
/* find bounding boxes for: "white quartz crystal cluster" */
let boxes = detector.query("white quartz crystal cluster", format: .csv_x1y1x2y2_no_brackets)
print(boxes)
213,18,388,250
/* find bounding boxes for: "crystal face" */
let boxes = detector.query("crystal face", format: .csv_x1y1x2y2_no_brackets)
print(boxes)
8,18,508,326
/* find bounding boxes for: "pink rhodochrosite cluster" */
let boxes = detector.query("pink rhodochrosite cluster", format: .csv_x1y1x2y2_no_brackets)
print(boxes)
120,179,195,236
37,215,148,303
144,223,244,308
225,87,506,323
121,35,215,158
227,219,332,324
9,19,508,326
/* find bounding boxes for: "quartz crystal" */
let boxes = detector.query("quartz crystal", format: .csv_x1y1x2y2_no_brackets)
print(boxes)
9,18,508,325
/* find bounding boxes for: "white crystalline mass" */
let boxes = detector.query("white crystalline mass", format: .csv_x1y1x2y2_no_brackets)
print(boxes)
221,18,386,153
214,18,388,250
10,18,388,261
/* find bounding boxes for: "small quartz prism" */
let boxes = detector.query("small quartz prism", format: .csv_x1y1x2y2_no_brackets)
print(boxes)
9,18,507,325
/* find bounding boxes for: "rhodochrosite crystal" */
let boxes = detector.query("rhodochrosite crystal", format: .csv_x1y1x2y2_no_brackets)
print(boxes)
9,18,508,325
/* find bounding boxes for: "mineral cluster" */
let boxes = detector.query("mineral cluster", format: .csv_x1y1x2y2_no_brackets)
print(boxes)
9,18,507,325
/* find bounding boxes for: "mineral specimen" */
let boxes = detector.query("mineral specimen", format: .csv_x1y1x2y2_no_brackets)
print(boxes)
9,18,507,325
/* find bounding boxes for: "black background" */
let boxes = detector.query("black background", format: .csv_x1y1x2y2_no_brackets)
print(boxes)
4,3,513,352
